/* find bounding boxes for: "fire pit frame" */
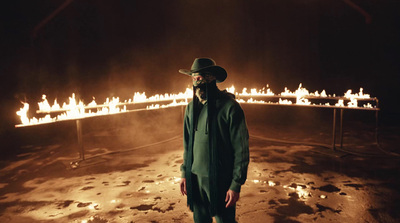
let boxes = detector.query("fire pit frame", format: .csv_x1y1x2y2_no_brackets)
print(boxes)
15,93,379,162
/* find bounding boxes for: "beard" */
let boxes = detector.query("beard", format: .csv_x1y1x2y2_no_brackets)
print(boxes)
195,83,207,101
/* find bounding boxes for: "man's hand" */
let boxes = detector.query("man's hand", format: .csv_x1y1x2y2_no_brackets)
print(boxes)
225,189,240,208
180,178,187,196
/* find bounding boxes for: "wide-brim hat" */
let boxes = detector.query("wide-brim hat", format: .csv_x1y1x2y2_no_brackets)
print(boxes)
179,58,227,83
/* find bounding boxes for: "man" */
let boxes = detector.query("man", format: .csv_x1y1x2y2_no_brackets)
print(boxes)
179,58,249,223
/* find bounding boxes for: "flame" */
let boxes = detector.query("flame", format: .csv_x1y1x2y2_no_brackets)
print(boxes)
335,99,345,107
363,103,373,108
15,84,377,127
16,103,29,125
226,85,235,94
239,85,275,96
88,97,97,107
344,88,370,99
279,98,292,105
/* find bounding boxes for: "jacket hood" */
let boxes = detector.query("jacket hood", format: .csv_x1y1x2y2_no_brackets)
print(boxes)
218,90,236,100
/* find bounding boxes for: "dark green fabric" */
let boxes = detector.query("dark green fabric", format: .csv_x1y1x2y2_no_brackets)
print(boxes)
184,88,197,211
193,175,236,223
191,103,209,176
207,82,219,215
181,90,249,216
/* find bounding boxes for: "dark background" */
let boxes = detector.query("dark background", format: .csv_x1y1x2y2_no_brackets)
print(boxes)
1,0,399,136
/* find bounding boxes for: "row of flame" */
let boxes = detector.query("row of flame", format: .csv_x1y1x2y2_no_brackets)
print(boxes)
16,84,376,127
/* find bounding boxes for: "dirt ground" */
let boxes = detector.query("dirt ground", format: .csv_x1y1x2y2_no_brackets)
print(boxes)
0,105,399,223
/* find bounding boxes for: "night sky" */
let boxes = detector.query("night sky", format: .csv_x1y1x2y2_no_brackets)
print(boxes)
1,0,399,131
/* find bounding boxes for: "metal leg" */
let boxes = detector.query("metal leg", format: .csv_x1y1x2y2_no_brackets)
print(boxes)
181,105,185,123
76,119,84,160
332,109,337,150
375,110,379,146
340,109,344,149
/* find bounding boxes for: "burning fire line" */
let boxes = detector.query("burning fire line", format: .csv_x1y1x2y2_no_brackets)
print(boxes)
15,84,378,127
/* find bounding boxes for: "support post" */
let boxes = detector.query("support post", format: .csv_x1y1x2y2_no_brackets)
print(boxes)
332,108,337,150
375,99,379,146
181,105,185,123
340,109,344,149
76,119,84,160
375,109,379,145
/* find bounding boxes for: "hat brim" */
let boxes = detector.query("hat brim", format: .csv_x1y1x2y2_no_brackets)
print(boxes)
179,65,227,83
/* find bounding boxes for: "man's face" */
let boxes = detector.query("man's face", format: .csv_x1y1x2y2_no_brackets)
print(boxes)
192,73,216,103
192,73,206,87
192,73,216,87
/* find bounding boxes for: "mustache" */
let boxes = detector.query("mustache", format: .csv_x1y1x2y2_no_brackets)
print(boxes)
195,83,206,90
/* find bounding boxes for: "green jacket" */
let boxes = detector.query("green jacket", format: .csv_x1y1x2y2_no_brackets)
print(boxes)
181,90,249,214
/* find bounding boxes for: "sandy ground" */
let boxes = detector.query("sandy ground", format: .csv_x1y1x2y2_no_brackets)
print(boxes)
1,106,399,223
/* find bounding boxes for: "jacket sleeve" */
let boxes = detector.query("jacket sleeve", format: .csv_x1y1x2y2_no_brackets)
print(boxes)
228,103,250,193
180,104,191,178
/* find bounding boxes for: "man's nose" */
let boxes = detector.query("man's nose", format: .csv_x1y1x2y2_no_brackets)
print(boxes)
193,76,203,81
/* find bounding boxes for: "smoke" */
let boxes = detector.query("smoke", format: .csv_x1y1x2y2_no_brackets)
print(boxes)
2,0,399,131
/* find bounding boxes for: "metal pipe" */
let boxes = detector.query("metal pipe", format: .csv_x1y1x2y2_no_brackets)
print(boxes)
238,94,378,101
239,102,379,111
35,95,379,114
18,101,380,129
